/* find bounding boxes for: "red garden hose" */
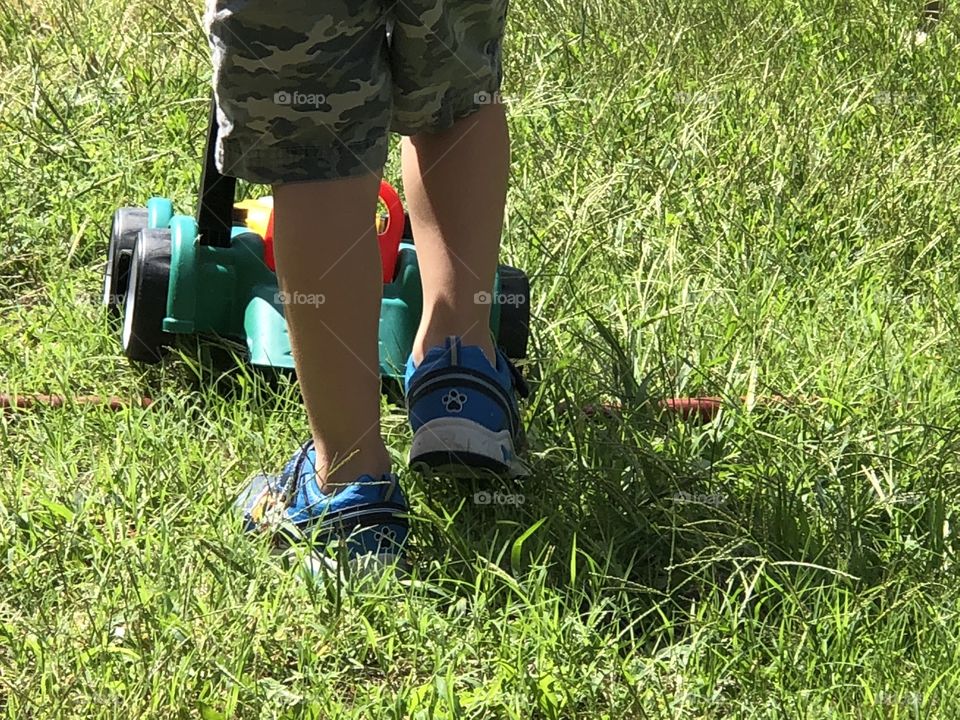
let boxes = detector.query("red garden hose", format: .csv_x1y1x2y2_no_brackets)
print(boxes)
0,392,800,421
0,394,154,410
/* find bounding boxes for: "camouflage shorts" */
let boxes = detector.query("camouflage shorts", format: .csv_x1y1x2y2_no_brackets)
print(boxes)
204,0,508,184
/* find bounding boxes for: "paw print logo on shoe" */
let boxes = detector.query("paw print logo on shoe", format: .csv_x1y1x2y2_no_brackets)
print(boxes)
373,525,398,547
442,389,468,413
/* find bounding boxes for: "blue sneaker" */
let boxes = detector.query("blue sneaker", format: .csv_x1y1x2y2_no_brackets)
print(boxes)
236,439,409,570
404,336,529,477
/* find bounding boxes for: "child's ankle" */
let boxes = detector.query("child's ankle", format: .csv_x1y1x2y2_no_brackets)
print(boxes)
413,331,495,367
316,446,392,495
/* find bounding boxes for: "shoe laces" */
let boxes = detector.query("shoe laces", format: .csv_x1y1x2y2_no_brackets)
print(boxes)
281,438,399,508
278,438,316,509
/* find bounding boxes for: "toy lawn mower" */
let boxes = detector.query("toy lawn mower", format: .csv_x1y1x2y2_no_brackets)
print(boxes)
102,100,530,381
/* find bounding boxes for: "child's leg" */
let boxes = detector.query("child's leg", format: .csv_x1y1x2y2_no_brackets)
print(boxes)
390,0,510,368
402,102,509,368
206,0,395,491
272,174,390,492
390,1,525,476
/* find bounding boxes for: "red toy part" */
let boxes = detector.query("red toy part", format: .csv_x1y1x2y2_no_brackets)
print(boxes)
377,180,404,282
263,210,276,271
260,181,404,282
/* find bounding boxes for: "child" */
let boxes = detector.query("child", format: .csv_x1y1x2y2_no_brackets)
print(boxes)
204,0,525,566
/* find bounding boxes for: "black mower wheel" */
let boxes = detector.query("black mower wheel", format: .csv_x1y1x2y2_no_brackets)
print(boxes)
495,264,530,360
122,228,173,363
103,207,148,316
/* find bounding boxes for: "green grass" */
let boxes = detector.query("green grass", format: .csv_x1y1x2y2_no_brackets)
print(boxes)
2,0,960,716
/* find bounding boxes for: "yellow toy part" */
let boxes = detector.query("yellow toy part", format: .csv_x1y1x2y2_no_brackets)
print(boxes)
234,196,274,238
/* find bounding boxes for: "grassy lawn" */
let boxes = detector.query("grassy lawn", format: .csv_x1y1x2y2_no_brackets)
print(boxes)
2,0,960,716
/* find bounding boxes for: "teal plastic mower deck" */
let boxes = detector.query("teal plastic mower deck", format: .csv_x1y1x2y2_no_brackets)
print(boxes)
103,98,528,379
130,197,510,379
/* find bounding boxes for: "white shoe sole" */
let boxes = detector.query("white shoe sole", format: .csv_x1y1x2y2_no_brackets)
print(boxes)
409,416,527,478
301,550,407,582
